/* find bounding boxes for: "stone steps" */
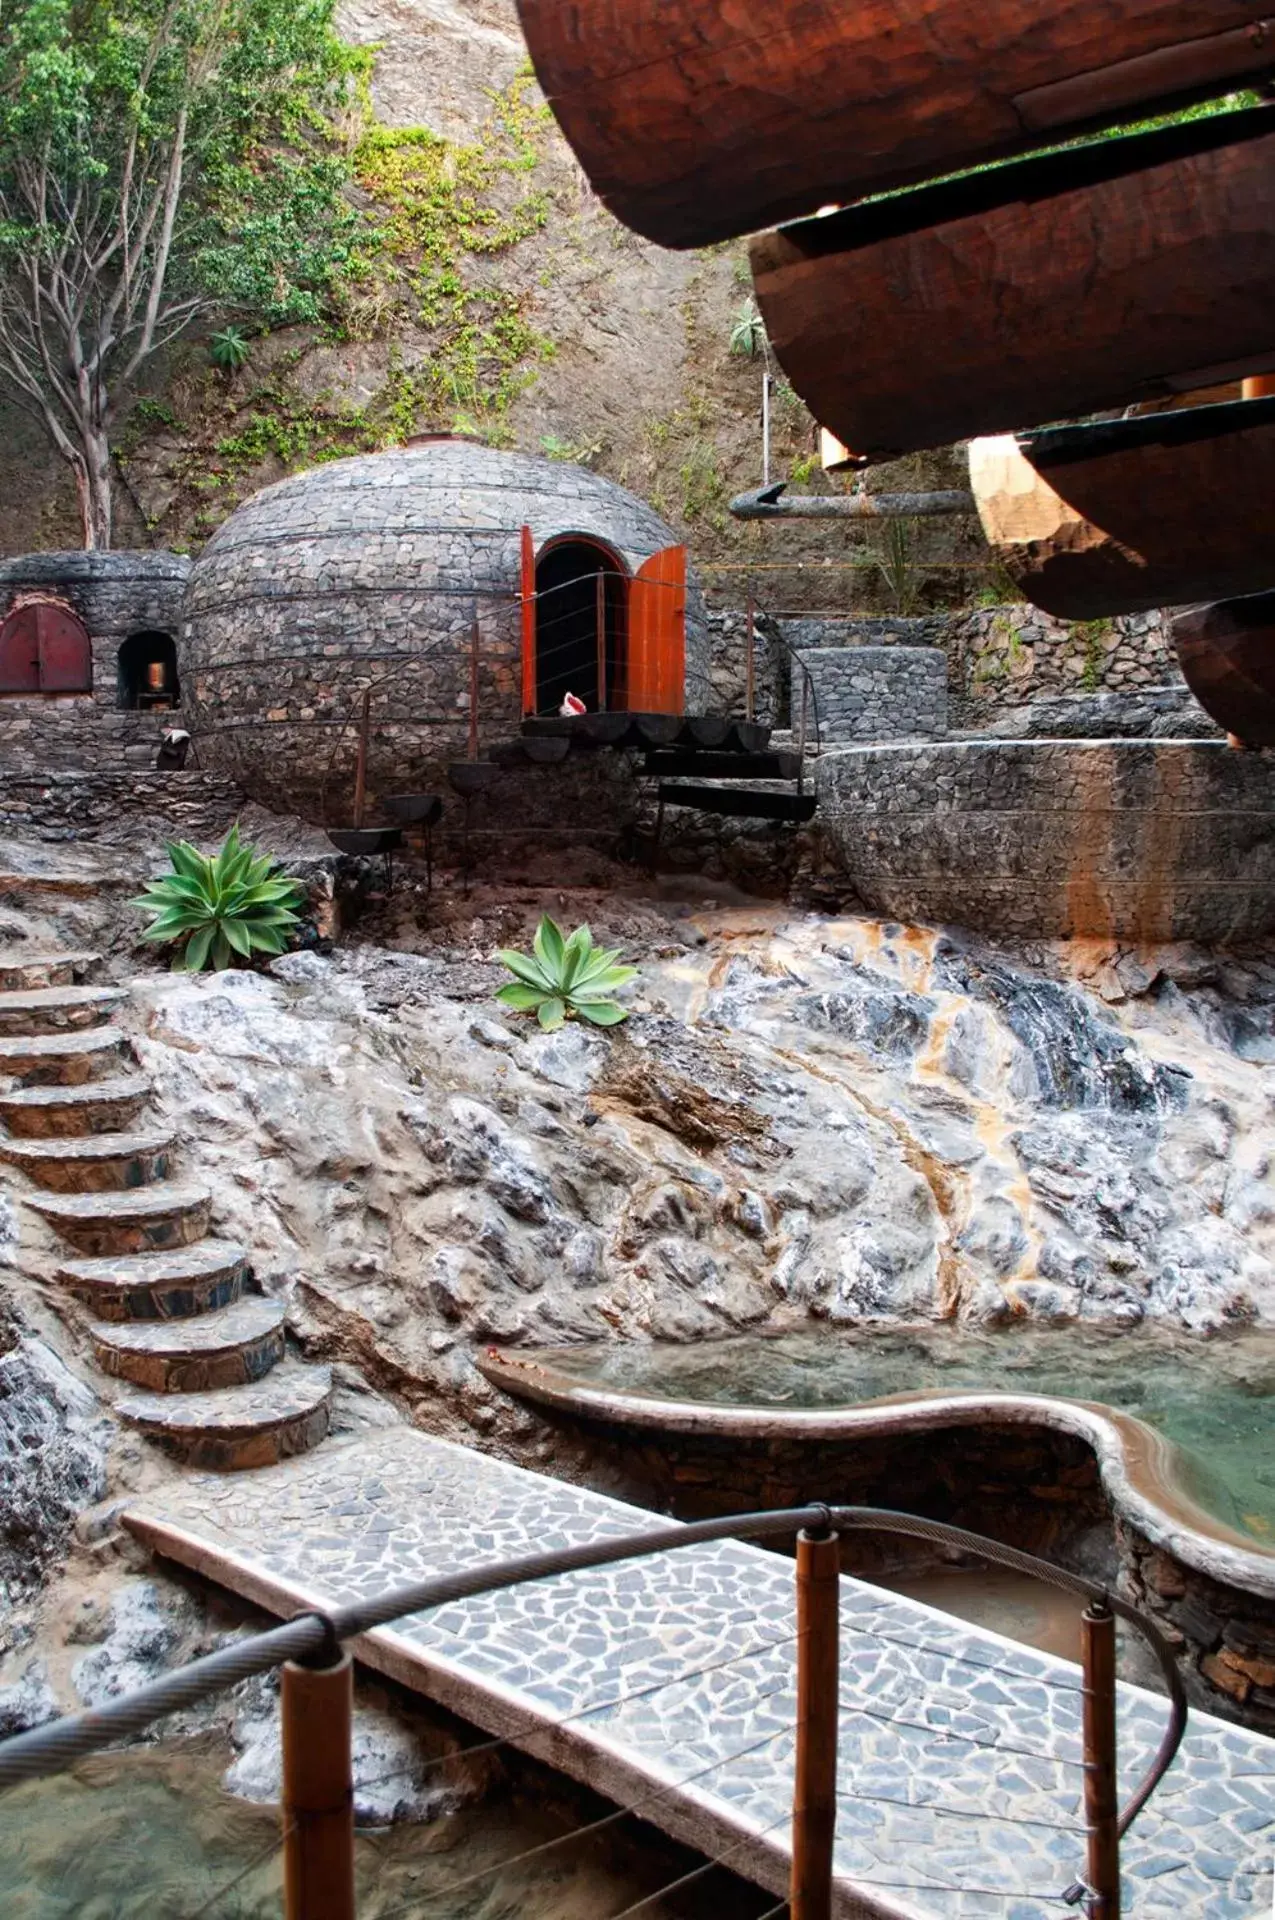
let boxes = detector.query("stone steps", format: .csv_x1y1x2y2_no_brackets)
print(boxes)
0,951,102,992
56,1239,250,1323
93,1296,287,1393
28,1182,213,1257
0,985,127,1037
116,1360,333,1470
0,1129,175,1192
0,1076,152,1138
0,1026,131,1086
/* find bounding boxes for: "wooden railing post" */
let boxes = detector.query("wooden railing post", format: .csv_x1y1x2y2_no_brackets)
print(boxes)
745,594,756,723
468,616,480,761
791,1528,839,1920
596,571,608,712
1081,1600,1120,1920
352,692,370,829
282,1650,356,1920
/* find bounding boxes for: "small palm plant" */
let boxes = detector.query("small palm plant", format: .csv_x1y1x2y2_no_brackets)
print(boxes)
209,325,250,372
496,916,636,1031
133,825,306,971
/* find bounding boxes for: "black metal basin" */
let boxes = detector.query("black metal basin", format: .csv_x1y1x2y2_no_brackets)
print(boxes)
326,827,404,856
447,761,501,796
384,793,445,825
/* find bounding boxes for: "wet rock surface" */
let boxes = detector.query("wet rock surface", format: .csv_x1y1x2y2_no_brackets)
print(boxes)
62,898,1268,1458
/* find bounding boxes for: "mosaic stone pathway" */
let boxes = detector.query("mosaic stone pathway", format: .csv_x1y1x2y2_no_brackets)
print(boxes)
125,1429,1275,1919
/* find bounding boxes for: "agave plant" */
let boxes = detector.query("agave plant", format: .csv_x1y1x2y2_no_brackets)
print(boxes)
133,825,306,971
208,325,250,372
496,917,636,1031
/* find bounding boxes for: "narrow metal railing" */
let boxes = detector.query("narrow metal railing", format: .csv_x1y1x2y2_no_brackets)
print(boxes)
0,1502,1185,1920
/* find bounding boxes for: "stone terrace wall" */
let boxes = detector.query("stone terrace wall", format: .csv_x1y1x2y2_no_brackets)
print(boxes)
0,770,246,843
0,703,179,775
782,607,1175,715
816,739,1275,942
796,645,946,742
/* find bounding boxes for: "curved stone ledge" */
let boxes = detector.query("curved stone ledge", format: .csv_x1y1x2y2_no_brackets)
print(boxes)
814,737,1275,941
477,1353,1275,1604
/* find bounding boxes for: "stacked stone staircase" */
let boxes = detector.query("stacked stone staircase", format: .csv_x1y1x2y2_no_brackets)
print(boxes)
0,947,331,1471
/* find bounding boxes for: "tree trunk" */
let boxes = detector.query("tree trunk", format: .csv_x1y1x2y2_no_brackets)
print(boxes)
73,426,113,550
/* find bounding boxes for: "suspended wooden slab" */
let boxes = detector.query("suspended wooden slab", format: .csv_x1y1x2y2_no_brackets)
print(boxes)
751,109,1275,461
1173,594,1275,745
970,397,1275,618
516,0,1275,247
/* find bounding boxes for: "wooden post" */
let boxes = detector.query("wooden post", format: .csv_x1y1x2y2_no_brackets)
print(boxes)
796,673,810,791
1081,1601,1120,1920
745,594,756,723
596,571,608,712
352,692,370,829
790,1529,839,1920
468,616,480,761
281,1651,355,1920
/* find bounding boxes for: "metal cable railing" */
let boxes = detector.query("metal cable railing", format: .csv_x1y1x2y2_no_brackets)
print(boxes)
0,1502,1186,1920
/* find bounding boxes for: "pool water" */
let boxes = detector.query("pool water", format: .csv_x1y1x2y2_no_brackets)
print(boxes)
526,1324,1275,1546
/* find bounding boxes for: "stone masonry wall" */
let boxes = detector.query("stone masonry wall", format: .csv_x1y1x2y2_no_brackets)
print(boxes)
0,770,246,844
781,607,1176,715
816,738,1275,942
0,704,181,775
796,645,947,743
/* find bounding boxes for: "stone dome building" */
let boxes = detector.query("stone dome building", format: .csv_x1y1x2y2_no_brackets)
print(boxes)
180,439,708,817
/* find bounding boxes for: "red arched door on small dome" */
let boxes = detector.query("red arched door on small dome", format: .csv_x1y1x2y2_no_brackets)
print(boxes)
0,600,93,694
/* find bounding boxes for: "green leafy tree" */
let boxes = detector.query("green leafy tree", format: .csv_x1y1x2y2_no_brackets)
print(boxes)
496,916,637,1031
133,824,306,970
0,0,364,547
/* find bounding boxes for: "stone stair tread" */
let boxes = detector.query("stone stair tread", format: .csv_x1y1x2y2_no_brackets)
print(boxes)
0,949,101,972
0,1127,172,1159
117,1361,331,1435
28,1182,211,1223
0,1028,126,1063
0,985,125,1013
94,1297,285,1357
56,1238,249,1287
0,1075,149,1112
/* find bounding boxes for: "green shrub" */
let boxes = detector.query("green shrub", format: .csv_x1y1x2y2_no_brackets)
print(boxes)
134,825,306,971
496,916,636,1031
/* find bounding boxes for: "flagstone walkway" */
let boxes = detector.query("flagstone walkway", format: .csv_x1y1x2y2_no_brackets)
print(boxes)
125,1429,1275,1919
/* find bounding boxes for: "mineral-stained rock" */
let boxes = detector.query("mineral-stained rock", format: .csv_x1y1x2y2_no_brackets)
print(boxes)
0,1310,108,1606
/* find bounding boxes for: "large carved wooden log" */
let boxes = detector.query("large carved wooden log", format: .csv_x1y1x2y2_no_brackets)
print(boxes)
751,111,1275,460
970,398,1275,618
1173,594,1275,745
516,1,1275,247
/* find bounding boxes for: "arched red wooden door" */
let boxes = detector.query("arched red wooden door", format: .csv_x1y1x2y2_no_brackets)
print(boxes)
0,601,92,694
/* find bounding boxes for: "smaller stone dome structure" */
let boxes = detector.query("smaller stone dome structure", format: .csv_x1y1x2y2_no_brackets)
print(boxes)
0,551,188,708
181,441,708,817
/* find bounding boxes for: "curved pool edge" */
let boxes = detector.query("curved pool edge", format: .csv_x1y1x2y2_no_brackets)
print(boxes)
476,1354,1275,1603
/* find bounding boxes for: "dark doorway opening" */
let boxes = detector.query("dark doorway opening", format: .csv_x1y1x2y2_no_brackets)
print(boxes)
118,631,179,710
534,539,626,715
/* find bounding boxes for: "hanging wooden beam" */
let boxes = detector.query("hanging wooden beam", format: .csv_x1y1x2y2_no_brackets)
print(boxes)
969,398,1275,618
515,1,1274,248
731,482,975,520
1173,592,1275,746
751,109,1275,461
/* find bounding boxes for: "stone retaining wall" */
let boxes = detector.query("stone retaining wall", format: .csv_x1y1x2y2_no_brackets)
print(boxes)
0,704,179,775
796,644,947,742
816,738,1275,941
0,770,246,844
781,606,1176,711
960,684,1220,741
